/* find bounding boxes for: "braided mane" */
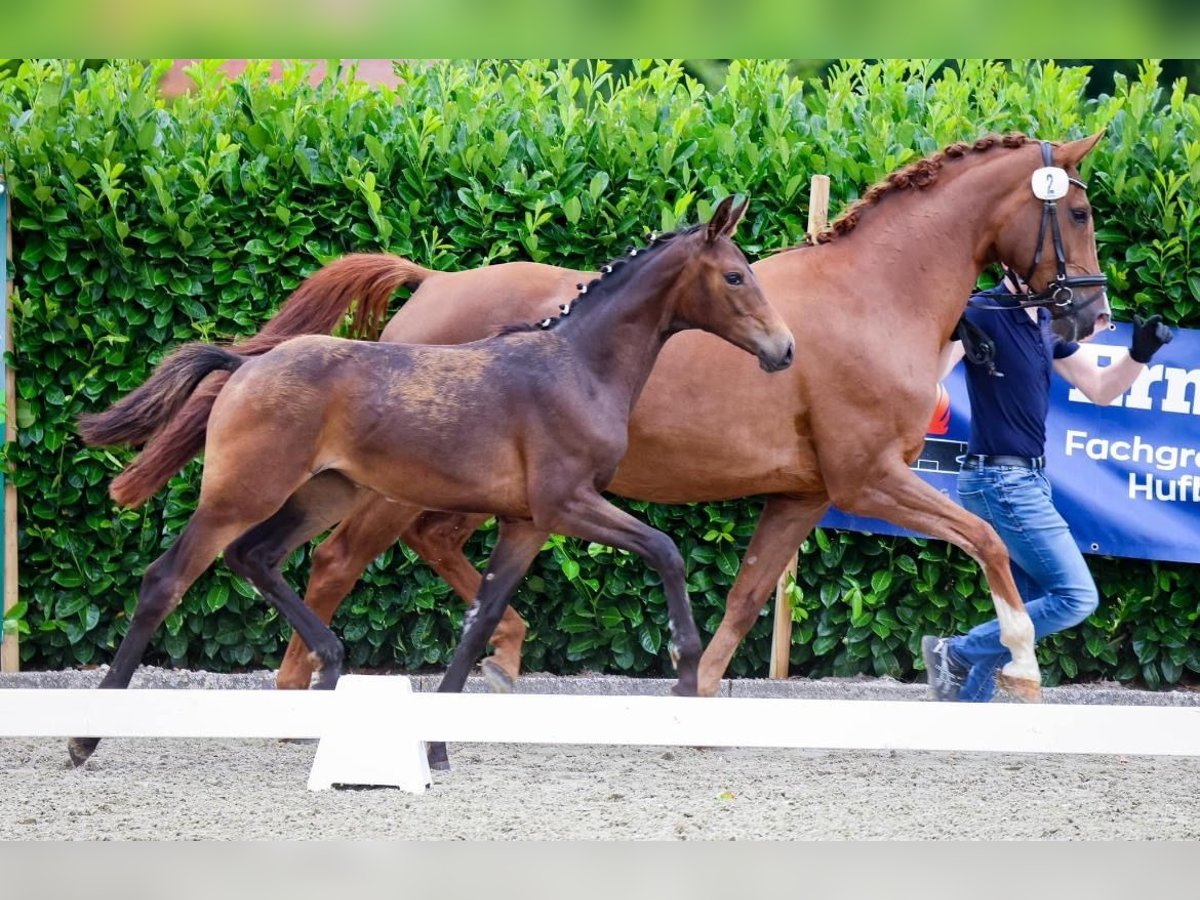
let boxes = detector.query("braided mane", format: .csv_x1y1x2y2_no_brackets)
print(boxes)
496,223,705,335
808,133,1035,245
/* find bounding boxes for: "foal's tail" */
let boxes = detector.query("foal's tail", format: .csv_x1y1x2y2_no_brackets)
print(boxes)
78,344,245,449
84,253,433,508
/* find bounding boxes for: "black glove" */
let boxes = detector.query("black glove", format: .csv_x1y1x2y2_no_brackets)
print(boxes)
1130,314,1173,363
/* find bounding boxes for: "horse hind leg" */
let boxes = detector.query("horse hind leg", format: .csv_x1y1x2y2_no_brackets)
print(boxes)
402,510,528,693
229,476,374,687
833,463,1040,702
225,472,366,690
68,504,259,766
276,494,425,690
698,493,830,697
428,518,548,771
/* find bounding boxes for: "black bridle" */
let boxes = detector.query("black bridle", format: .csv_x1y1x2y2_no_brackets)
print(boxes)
968,140,1108,319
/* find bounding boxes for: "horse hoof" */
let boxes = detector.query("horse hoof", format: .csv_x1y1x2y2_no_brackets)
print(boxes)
67,737,99,767
995,673,1042,703
313,669,342,691
670,682,698,698
427,741,451,771
480,658,515,694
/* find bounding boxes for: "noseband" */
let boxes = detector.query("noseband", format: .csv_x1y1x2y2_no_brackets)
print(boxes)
969,140,1108,318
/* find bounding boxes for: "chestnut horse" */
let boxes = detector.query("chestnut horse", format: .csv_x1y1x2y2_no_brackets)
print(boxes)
69,197,796,767
86,133,1111,705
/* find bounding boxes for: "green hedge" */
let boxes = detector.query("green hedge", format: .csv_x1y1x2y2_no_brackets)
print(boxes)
1,59,1197,687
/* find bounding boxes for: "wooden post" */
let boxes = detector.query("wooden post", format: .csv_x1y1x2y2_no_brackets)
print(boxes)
806,174,831,240
767,174,830,680
1,175,17,672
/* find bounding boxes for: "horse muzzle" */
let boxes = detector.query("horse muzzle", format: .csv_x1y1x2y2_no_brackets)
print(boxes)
759,337,795,373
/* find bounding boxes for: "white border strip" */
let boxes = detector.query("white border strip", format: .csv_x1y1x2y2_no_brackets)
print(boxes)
3,682,1200,757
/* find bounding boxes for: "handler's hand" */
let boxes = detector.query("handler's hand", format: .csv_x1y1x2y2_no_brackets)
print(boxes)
1130,314,1173,363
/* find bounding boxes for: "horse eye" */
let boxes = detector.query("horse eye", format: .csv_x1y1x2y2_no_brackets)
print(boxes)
1070,208,1089,224
724,272,744,286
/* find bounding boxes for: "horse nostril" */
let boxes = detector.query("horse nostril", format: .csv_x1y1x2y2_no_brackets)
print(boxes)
781,343,795,368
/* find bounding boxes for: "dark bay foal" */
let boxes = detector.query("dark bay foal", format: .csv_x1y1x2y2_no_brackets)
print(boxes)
70,196,795,767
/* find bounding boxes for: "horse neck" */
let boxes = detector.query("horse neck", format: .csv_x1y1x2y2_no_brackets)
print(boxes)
557,242,692,410
835,149,1035,336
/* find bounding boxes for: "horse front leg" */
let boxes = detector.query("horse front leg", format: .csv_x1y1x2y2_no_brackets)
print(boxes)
402,510,528,692
832,462,1040,702
545,490,701,696
698,493,830,696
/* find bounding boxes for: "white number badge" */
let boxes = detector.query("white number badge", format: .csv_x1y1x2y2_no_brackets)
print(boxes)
1031,166,1070,200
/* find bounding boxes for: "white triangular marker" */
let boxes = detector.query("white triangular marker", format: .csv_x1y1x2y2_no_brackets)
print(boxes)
307,675,431,793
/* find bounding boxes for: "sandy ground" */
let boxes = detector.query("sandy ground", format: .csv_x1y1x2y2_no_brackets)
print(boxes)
3,668,1199,840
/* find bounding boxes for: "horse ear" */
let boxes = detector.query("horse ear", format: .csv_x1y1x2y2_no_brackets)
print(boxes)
726,196,750,236
706,195,735,244
1054,130,1105,169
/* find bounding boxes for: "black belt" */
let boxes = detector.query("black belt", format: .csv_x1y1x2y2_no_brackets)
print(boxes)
962,454,1045,471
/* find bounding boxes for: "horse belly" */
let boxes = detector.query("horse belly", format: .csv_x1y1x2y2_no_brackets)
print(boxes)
337,436,532,518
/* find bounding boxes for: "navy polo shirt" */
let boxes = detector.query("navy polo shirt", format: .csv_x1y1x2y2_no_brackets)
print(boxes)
960,284,1079,459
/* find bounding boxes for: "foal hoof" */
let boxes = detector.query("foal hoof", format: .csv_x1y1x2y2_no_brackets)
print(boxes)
669,681,698,698
995,673,1042,703
427,741,451,772
312,668,342,691
480,658,515,694
67,737,99,767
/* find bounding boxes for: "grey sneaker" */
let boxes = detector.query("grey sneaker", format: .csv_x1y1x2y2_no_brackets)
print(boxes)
922,635,967,702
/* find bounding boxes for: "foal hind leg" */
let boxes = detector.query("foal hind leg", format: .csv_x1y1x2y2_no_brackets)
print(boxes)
68,503,264,766
428,518,549,771
545,490,701,696
276,495,424,689
225,472,365,689
833,462,1040,702
698,493,830,696
402,510,528,692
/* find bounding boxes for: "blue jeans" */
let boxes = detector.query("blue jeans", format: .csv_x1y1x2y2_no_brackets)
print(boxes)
950,465,1099,702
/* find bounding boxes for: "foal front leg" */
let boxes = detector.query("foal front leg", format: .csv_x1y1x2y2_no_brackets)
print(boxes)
547,490,701,696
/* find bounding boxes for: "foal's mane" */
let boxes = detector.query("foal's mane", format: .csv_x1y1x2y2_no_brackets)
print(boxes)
807,132,1035,245
495,223,707,335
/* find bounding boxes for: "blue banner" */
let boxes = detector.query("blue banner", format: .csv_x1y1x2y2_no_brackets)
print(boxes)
821,322,1200,564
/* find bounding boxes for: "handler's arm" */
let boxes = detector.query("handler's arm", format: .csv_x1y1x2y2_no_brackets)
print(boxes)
1055,314,1174,405
1053,350,1146,406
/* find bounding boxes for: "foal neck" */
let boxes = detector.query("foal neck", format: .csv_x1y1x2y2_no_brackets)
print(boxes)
554,235,696,403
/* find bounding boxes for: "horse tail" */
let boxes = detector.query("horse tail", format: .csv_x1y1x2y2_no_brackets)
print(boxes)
94,253,432,507
236,253,433,353
107,374,227,507
77,344,244,450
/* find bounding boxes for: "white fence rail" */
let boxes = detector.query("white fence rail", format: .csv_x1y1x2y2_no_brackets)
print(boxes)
4,675,1200,793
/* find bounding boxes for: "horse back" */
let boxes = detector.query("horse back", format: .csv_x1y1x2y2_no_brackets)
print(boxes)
380,261,593,345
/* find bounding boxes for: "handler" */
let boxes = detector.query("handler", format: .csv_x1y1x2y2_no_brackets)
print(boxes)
923,271,1174,702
